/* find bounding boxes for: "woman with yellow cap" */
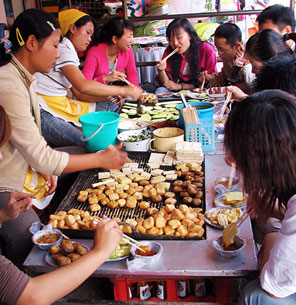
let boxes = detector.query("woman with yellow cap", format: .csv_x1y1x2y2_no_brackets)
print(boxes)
0,8,127,266
35,9,142,148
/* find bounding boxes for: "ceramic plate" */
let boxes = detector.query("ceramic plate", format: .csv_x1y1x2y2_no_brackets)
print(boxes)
214,192,247,209
156,92,174,98
106,255,129,262
204,207,243,229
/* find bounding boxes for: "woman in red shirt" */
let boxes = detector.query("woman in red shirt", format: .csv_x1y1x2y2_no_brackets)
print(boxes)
156,18,217,93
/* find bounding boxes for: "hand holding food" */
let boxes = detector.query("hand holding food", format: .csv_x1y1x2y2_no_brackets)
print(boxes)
98,144,128,170
92,218,123,261
123,85,143,100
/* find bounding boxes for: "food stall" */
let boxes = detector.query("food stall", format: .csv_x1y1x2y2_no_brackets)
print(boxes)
24,123,258,303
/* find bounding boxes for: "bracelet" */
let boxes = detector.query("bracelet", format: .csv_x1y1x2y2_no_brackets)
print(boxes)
181,83,185,90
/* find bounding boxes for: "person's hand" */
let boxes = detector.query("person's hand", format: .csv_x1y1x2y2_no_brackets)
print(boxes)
235,42,245,59
92,217,123,260
156,60,167,71
104,71,127,83
226,86,248,102
1,192,33,222
163,80,181,91
198,70,212,84
122,85,143,100
40,174,57,196
98,143,128,169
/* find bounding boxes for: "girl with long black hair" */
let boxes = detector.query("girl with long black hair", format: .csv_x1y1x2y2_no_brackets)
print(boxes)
156,18,217,93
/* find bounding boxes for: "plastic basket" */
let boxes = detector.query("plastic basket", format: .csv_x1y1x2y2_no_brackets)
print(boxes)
185,118,215,151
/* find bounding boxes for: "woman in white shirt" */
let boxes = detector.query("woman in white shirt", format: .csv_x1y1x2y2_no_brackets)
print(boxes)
224,89,296,304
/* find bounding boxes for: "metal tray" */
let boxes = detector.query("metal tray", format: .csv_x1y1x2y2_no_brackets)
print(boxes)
54,152,206,240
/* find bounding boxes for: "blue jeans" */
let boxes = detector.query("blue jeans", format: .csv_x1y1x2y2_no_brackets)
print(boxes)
40,101,118,148
239,279,296,305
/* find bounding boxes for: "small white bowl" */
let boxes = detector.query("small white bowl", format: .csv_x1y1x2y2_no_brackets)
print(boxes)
32,229,63,250
117,129,151,152
130,241,163,264
213,235,246,258
118,120,147,133
215,176,239,193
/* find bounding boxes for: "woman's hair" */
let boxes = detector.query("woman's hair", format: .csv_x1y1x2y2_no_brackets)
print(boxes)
254,54,296,95
0,105,11,148
246,29,292,62
224,90,296,214
0,9,60,67
93,17,134,46
65,15,95,38
166,18,202,87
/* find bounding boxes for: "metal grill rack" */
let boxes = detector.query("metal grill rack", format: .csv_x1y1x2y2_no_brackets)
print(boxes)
55,152,206,240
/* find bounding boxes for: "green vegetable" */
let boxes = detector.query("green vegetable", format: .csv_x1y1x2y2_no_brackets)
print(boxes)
109,242,131,259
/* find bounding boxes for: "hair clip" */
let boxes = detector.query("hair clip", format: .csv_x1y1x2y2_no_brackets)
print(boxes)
16,28,25,46
1,38,12,54
46,21,56,31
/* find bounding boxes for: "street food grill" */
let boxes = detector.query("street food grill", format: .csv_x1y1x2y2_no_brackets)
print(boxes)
49,153,206,240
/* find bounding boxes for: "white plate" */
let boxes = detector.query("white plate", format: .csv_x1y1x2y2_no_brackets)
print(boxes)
214,192,247,209
156,92,174,98
106,255,129,262
204,207,242,229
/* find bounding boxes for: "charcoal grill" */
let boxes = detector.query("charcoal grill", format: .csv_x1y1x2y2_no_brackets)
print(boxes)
54,152,206,240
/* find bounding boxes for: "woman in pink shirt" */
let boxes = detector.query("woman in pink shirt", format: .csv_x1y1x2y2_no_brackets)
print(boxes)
156,18,217,92
82,17,138,86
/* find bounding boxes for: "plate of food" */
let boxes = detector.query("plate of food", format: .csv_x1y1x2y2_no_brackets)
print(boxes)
106,241,131,262
140,93,157,104
156,92,174,98
45,240,89,266
214,191,247,209
204,207,243,229
174,90,190,97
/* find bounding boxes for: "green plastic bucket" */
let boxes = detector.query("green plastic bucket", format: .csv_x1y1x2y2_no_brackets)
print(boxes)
79,112,120,152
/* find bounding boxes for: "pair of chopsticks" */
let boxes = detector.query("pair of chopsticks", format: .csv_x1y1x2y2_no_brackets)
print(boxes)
123,77,134,87
219,92,232,120
156,47,180,68
33,182,48,197
227,164,236,193
92,218,146,253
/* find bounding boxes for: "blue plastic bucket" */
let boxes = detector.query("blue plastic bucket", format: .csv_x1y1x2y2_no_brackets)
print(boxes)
176,101,215,128
79,112,120,152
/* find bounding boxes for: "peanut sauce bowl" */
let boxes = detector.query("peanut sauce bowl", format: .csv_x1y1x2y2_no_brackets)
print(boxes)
213,235,246,258
32,229,63,250
130,241,163,264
